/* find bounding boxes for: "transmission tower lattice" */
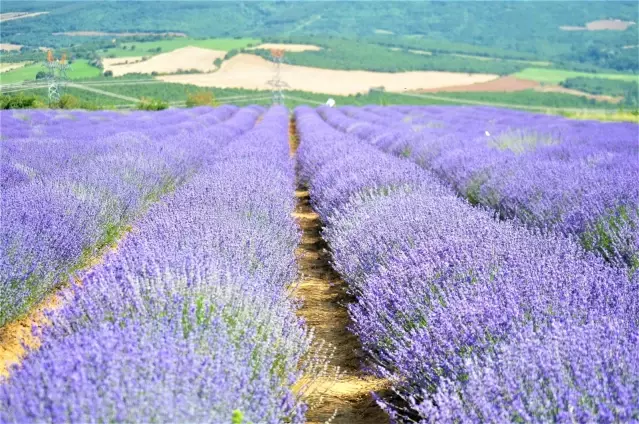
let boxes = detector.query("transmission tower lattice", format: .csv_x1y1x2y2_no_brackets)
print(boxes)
43,51,71,105
267,49,289,105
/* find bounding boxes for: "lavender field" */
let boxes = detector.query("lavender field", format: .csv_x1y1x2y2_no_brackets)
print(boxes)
0,105,637,423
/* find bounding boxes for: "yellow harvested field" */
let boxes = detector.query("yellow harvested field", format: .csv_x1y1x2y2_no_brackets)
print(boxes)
247,43,321,52
102,57,145,68
103,47,226,76
158,53,499,95
0,62,31,73
0,43,22,51
0,12,48,22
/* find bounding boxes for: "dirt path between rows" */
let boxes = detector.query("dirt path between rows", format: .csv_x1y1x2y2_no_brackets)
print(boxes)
0,292,63,379
290,121,389,424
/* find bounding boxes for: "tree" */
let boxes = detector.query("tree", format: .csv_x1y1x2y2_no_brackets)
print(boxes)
186,91,218,107
224,49,238,60
213,58,222,68
103,70,113,77
138,97,169,111
35,71,47,80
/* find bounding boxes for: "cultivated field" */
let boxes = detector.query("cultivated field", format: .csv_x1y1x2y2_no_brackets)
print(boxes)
419,75,623,103
0,43,22,51
0,62,30,73
53,31,187,37
159,53,499,95
560,19,636,31
103,46,226,76
0,60,101,84
0,12,48,22
514,67,639,84
247,43,321,52
1,105,637,423
101,38,260,58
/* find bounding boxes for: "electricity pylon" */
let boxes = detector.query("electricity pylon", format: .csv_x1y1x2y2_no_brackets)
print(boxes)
267,49,289,105
43,50,70,105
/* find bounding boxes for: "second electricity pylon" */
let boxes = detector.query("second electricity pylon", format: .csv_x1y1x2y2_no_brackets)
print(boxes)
43,50,70,105
267,48,289,105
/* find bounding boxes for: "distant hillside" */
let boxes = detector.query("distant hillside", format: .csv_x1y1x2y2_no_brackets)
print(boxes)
1,1,638,72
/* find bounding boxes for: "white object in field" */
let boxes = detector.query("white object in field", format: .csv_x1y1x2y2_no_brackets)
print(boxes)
485,131,491,136
326,98,336,107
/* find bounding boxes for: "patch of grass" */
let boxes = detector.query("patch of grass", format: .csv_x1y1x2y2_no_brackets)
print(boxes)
0,60,102,84
231,410,244,424
514,68,638,84
558,109,639,123
488,129,560,154
582,205,639,272
102,38,260,58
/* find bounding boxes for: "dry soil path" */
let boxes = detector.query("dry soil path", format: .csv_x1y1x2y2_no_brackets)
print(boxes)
290,121,389,424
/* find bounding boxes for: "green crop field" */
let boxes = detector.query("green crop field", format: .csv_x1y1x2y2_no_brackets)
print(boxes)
514,68,639,84
0,60,102,84
101,38,261,58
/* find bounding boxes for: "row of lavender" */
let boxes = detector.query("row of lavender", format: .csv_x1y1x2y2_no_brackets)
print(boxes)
1,106,312,422
295,106,639,422
1,106,249,328
320,106,639,270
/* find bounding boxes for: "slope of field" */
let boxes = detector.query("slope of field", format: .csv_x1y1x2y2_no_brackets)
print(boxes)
419,76,623,103
515,67,639,84
419,76,538,92
0,62,30,73
102,38,259,58
0,60,101,84
0,43,22,51
534,84,622,103
560,19,636,31
103,47,225,76
248,43,321,52
0,12,48,22
159,53,499,95
54,31,187,37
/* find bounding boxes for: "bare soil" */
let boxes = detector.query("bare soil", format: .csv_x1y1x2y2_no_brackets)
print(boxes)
290,123,389,424
0,290,63,379
159,53,499,95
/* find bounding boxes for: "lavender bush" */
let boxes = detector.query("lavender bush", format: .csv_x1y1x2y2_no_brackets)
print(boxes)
295,106,639,422
0,106,254,328
1,106,312,422
319,106,639,270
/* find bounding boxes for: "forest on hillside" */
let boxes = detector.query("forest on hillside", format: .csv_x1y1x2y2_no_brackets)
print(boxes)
1,1,638,72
